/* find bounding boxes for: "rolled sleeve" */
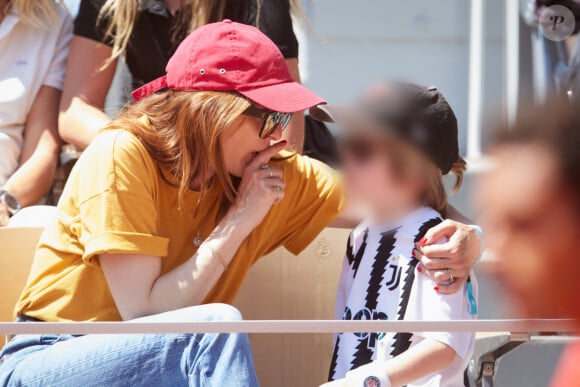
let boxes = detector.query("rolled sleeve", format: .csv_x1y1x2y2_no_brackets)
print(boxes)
75,131,167,266
83,231,169,265
43,6,73,90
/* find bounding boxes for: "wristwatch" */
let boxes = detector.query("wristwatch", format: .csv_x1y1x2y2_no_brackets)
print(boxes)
0,189,21,216
345,361,391,387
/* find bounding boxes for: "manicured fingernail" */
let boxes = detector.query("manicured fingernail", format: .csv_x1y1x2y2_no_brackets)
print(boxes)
417,266,423,273
412,250,416,258
433,286,439,292
420,237,428,245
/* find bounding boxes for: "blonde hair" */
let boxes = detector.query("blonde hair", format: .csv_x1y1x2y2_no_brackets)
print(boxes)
103,90,251,207
97,0,304,69
385,138,466,216
3,0,61,28
424,158,466,217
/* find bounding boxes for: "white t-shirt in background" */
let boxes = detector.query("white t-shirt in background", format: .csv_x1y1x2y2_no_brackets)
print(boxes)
0,4,72,184
330,207,478,386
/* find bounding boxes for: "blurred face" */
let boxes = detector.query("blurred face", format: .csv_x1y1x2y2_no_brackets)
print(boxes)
339,134,422,220
477,144,580,320
220,109,283,177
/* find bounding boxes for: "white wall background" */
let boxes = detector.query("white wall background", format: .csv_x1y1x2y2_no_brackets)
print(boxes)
297,0,507,157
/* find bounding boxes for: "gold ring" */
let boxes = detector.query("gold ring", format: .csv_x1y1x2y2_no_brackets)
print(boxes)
448,269,454,283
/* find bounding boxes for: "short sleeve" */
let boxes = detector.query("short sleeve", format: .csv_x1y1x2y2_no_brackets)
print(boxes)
405,270,478,359
73,0,110,45
42,6,73,90
75,131,169,265
273,154,344,255
258,0,298,58
235,0,299,59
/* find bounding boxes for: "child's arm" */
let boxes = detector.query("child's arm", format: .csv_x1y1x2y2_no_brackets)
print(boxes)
384,338,456,386
320,339,456,387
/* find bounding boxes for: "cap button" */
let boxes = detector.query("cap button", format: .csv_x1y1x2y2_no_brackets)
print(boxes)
222,19,232,23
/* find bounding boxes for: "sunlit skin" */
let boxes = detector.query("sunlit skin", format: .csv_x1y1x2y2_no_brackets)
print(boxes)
220,114,283,177
477,144,580,323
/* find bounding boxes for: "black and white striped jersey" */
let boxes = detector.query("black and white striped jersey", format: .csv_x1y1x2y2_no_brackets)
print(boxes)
329,207,477,386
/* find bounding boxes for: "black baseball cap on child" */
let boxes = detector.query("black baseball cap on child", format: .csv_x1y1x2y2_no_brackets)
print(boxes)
310,81,460,175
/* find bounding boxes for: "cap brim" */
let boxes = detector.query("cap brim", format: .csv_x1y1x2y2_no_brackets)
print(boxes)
310,104,390,139
239,82,326,113
309,105,343,123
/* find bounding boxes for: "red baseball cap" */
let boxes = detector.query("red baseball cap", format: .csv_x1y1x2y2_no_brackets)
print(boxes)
132,19,325,113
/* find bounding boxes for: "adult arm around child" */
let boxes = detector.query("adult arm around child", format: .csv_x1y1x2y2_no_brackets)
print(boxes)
415,219,481,294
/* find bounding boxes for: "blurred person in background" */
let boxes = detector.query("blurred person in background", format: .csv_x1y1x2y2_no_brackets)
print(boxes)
477,100,580,387
59,0,306,152
0,0,72,227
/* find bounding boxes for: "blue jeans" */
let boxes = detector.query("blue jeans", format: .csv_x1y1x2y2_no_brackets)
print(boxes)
0,304,259,387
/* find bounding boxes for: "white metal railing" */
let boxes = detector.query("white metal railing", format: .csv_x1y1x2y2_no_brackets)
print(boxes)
0,319,573,335
467,0,485,159
505,0,520,126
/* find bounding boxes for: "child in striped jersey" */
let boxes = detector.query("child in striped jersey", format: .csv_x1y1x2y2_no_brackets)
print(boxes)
314,81,478,387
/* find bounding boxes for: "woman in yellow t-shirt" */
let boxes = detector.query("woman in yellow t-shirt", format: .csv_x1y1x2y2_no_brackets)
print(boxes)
2,20,334,387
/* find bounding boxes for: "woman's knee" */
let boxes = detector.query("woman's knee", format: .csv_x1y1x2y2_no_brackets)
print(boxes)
137,303,243,323
195,303,243,322
175,303,243,322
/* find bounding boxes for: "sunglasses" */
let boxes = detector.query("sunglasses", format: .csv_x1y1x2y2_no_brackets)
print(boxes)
243,105,293,139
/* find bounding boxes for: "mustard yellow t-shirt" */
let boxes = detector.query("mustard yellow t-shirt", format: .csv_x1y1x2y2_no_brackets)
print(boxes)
15,130,343,322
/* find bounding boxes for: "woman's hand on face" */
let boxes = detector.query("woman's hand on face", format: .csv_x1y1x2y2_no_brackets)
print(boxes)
227,140,287,230
413,219,481,294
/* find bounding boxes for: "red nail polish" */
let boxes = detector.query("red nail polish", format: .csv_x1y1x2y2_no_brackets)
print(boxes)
417,266,423,273
433,286,439,292
412,251,416,258
420,237,428,245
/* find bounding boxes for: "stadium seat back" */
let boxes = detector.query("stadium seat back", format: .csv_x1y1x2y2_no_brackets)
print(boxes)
0,227,43,326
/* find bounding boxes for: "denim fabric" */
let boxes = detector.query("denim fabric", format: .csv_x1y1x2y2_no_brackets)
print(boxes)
0,304,259,387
